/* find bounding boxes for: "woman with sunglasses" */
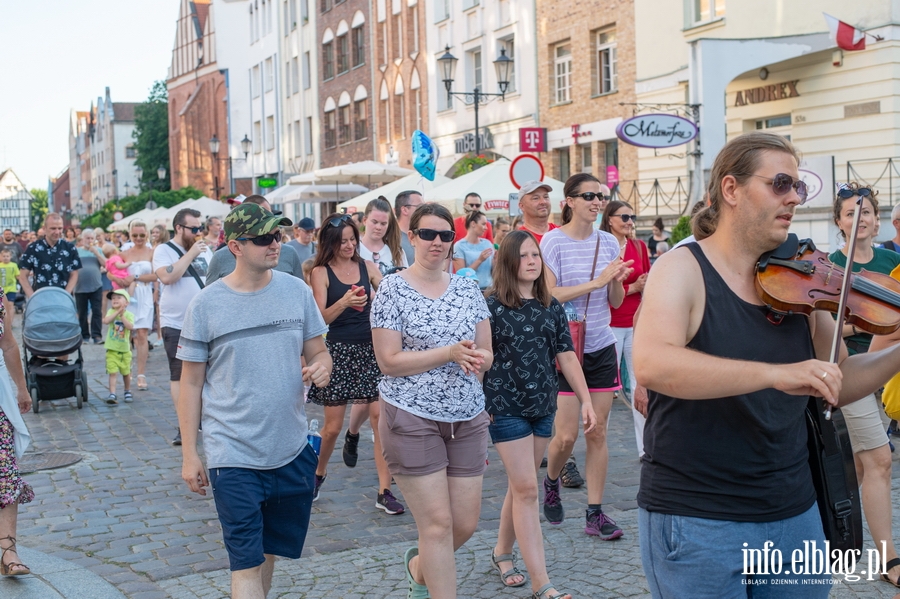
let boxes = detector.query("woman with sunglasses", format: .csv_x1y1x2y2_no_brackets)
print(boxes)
121,221,156,391
539,173,633,540
358,197,409,275
307,214,404,515
827,183,900,588
452,211,494,290
600,200,651,457
371,203,493,599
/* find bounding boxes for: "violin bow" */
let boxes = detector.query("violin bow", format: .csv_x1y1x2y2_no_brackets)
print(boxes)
824,193,865,420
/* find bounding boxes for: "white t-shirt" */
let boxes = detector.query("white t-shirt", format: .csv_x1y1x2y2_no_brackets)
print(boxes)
152,241,214,330
358,240,409,274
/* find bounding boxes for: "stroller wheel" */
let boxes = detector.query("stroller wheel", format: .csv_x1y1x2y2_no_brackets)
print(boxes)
75,383,84,409
30,387,39,414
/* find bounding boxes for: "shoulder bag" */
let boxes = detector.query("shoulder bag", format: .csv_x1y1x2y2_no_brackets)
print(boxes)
165,241,205,290
556,234,601,371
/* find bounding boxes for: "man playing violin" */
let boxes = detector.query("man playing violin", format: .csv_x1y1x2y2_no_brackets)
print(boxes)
633,132,900,597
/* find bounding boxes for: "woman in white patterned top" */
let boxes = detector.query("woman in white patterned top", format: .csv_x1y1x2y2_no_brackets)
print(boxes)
371,203,493,599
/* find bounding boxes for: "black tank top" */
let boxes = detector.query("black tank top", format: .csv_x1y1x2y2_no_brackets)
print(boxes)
324,261,372,344
637,243,817,522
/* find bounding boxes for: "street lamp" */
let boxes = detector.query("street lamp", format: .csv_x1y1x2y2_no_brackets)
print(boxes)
209,134,252,199
437,45,514,156
135,165,166,210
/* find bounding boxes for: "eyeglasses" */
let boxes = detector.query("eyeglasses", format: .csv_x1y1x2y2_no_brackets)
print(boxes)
179,225,203,234
613,214,636,223
327,214,354,227
837,187,873,199
403,203,423,210
747,173,809,204
236,231,282,246
466,203,482,209
131,234,147,238
413,228,455,243
569,192,611,202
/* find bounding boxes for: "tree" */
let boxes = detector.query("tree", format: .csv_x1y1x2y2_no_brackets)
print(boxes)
29,188,48,231
80,186,204,231
669,215,692,245
133,80,170,191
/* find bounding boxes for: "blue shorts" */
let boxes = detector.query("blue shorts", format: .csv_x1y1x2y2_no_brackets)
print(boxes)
4,292,16,302
488,412,555,444
209,444,317,571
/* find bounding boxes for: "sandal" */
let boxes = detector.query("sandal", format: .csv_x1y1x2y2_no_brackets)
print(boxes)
404,547,430,599
0,536,31,576
105,394,118,405
491,549,527,588
532,582,571,599
881,557,900,588
137,375,148,390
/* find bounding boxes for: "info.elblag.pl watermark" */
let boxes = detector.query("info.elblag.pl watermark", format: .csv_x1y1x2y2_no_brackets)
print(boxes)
742,541,890,584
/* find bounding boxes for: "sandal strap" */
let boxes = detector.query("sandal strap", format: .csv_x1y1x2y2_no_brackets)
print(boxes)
532,582,569,599
501,566,523,583
491,551,515,565
887,557,900,571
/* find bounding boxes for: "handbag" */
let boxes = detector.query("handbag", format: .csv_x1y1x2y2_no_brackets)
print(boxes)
556,235,601,371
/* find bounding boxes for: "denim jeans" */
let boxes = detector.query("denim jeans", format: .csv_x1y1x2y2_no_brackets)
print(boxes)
639,504,832,598
75,288,103,340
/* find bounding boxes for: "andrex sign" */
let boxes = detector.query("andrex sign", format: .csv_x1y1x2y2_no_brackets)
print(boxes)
615,114,698,149
734,80,800,107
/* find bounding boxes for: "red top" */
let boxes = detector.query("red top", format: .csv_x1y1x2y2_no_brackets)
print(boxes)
454,216,493,242
519,222,559,244
610,237,651,328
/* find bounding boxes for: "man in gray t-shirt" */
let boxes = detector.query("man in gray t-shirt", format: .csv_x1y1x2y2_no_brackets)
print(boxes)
176,203,331,592
205,240,304,285
285,217,317,263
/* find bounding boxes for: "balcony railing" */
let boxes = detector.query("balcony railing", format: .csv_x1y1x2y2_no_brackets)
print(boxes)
617,175,693,217
846,157,900,207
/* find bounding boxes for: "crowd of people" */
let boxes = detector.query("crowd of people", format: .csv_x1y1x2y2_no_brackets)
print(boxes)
7,131,900,598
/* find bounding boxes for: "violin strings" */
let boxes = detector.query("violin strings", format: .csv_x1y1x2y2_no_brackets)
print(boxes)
851,276,900,308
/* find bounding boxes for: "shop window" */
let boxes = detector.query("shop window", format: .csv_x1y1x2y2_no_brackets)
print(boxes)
557,148,570,181
554,44,572,104
594,28,617,95
581,144,592,174
755,115,791,129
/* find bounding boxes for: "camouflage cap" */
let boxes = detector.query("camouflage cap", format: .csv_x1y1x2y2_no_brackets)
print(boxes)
224,203,292,242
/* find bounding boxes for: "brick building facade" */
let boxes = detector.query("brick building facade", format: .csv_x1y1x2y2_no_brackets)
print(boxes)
536,0,637,200
318,0,374,166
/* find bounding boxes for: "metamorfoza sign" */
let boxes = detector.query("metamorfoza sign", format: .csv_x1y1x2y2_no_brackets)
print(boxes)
615,114,698,149
735,80,800,106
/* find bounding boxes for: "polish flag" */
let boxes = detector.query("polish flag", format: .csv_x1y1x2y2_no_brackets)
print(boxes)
823,13,866,51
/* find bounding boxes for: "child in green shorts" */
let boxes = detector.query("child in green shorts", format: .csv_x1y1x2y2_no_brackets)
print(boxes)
0,249,19,327
103,289,134,405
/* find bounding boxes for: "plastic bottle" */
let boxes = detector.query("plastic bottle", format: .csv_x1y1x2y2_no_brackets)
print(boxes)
307,419,322,455
564,302,578,322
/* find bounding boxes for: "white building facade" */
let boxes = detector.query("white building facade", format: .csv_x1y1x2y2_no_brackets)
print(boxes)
88,88,140,211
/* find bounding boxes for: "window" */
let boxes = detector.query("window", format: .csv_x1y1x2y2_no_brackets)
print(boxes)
284,0,290,35
381,22,388,64
694,0,725,22
605,140,618,170
467,49,482,91
595,28,617,94
303,52,311,88
125,146,136,158
436,72,451,111
354,100,367,140
324,110,336,148
264,58,274,91
499,38,516,93
305,117,313,153
294,121,302,156
414,89,422,130
580,144,592,174
395,94,406,139
266,116,275,150
322,42,334,80
463,0,478,8
755,115,792,129
393,15,402,58
557,148,570,181
253,121,262,153
499,0,510,23
337,35,350,74
321,0,331,12
410,6,419,53
339,105,352,144
554,44,572,103
382,99,391,141
291,58,300,94
301,0,308,21
290,0,297,28
251,65,261,97
352,26,365,67
435,0,450,22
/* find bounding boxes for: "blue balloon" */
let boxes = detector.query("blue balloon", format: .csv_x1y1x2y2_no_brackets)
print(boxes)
412,130,439,181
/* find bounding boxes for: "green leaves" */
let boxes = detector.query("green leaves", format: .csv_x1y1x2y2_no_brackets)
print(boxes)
132,81,170,192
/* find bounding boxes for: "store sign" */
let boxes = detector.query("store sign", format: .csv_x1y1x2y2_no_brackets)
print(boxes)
616,114,698,148
734,80,800,107
384,145,399,166
455,128,494,154
257,177,278,188
484,199,509,211
519,128,547,152
607,165,619,187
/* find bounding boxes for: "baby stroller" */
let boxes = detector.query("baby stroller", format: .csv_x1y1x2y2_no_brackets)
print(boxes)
22,287,87,412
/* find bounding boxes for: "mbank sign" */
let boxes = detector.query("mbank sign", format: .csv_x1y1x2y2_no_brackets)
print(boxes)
616,114,698,149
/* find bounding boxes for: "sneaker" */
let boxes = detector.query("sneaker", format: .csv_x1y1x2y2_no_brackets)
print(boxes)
93,337,103,345
153,338,164,348
123,390,133,403
105,394,118,405
585,510,624,540
540,456,548,468
313,474,326,501
560,458,584,488
342,430,359,468
542,477,564,524
376,489,405,514
172,429,182,446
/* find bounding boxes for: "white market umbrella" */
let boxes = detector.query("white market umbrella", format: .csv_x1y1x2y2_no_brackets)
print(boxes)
426,159,566,215
152,196,231,229
266,183,369,204
107,207,168,231
288,161,414,185
338,173,452,212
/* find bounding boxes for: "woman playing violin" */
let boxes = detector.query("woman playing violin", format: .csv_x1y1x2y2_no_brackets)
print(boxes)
828,183,900,588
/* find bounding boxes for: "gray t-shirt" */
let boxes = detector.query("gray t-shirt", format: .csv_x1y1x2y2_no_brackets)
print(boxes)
286,239,316,263
177,270,328,469
205,243,304,286
400,232,415,265
75,247,103,293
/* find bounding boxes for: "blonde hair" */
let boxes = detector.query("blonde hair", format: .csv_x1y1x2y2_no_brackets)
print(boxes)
101,243,118,258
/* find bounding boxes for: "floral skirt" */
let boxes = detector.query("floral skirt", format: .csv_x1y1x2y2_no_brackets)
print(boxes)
307,340,381,407
0,409,33,509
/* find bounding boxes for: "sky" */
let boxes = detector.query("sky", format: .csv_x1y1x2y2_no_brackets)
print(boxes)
0,1,177,191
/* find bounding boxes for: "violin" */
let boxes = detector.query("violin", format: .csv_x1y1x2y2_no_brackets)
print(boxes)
755,234,900,336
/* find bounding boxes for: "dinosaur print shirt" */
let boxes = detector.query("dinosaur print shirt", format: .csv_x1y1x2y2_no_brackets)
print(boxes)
483,296,574,418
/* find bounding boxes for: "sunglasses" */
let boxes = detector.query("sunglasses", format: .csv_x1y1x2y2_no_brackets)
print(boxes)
613,214,636,223
236,230,282,246
837,187,873,199
327,214,354,227
466,203,482,209
131,233,147,238
179,225,203,234
413,228,455,242
748,173,809,204
570,192,611,202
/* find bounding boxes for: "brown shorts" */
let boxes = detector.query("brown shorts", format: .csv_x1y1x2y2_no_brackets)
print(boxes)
378,399,489,478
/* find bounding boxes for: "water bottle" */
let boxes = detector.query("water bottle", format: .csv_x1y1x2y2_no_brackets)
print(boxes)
307,419,322,455
564,302,579,322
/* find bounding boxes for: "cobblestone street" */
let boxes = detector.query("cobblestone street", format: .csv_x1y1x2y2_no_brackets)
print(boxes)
3,325,900,598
